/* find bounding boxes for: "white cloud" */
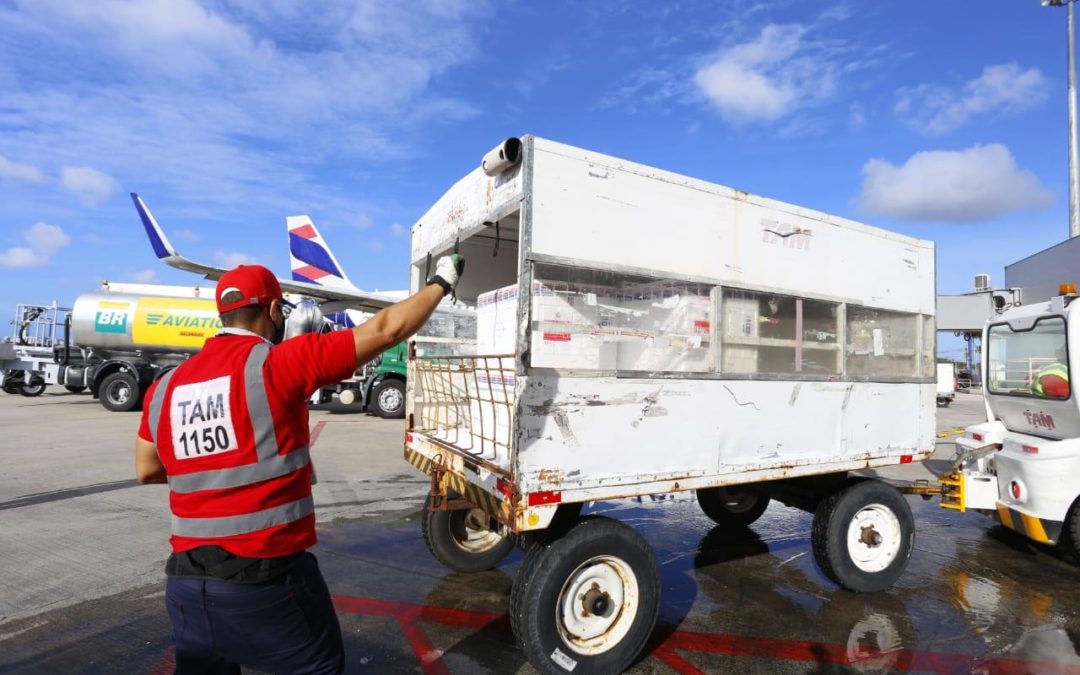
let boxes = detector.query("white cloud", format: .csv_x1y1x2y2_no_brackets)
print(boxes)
857,144,1053,222
849,101,866,128
26,221,71,253
353,213,374,230
0,155,46,183
60,166,120,206
0,0,487,216
896,63,1048,134
175,229,202,242
213,250,259,268
126,269,157,283
0,247,40,268
368,240,386,253
390,222,408,239
0,222,71,268
693,24,837,124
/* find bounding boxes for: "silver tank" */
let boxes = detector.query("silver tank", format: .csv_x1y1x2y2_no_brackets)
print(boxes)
71,292,222,355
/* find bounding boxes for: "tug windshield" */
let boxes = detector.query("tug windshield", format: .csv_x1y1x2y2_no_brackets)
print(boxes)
987,317,1070,399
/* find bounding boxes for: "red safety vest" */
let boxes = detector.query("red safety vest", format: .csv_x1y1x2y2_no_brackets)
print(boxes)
145,334,316,558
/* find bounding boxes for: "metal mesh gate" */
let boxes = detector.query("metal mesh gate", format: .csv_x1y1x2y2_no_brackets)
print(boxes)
411,354,515,464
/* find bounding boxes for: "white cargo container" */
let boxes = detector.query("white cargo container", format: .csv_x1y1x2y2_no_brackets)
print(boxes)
404,137,936,675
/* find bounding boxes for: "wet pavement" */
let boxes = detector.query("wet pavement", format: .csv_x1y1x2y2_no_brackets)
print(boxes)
3,494,1079,673
2,390,1079,673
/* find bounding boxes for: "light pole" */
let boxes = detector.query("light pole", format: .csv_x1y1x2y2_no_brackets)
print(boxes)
1044,0,1080,239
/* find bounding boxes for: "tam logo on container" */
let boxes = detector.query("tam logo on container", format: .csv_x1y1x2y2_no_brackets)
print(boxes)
94,310,128,333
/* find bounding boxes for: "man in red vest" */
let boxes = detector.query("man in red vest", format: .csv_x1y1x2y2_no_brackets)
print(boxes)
135,255,464,674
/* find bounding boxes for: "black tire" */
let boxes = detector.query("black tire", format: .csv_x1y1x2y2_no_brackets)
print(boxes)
18,377,46,397
696,486,770,527
422,495,514,573
99,371,142,412
64,385,87,394
936,398,950,408
510,517,660,675
1063,498,1080,560
372,379,405,419
811,480,914,593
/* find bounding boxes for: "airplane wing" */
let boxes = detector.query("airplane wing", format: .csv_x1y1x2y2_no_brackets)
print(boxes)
132,193,404,313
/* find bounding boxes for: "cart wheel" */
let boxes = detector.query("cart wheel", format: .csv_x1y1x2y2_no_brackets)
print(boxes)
422,495,514,572
372,379,405,419
18,377,46,397
696,486,769,527
99,371,142,412
812,480,914,593
510,517,660,675
65,385,87,394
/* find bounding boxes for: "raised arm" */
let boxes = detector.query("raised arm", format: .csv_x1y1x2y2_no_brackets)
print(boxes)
350,254,464,367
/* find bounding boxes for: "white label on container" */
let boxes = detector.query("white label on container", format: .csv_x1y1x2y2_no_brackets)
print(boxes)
872,328,885,356
169,375,239,460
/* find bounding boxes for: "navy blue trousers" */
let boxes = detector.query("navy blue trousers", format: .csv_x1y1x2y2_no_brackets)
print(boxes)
165,552,345,674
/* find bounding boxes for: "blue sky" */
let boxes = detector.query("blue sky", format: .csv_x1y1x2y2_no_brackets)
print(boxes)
0,1,1071,361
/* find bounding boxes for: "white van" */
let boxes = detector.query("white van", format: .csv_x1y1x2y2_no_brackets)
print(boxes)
937,362,957,407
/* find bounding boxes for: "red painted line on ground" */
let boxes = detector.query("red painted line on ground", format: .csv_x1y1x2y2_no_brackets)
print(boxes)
148,645,175,675
652,644,705,674
310,420,327,447
331,594,1080,675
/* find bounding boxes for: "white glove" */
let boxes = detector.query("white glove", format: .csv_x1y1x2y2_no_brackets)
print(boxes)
430,254,465,296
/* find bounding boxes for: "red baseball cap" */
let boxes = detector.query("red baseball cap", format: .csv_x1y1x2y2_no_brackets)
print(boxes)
215,265,291,313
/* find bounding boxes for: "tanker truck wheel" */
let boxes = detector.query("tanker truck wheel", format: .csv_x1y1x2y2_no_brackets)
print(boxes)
696,486,770,527
65,385,87,394
811,480,913,593
510,517,660,675
18,376,46,397
422,495,514,572
100,371,142,412
372,379,405,419
3,371,24,394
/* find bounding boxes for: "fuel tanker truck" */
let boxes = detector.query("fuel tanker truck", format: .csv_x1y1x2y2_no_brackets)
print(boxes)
3,281,351,412
67,284,221,411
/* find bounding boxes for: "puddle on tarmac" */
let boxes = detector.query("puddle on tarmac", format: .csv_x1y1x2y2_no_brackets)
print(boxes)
314,494,1080,672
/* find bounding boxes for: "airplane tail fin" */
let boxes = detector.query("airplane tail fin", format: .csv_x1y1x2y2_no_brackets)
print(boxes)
287,215,357,291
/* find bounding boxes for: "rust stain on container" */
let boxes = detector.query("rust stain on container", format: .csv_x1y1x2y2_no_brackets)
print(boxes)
537,468,564,485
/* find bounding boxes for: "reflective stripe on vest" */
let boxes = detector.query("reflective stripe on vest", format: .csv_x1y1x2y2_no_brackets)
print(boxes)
171,495,315,538
165,342,312,537
166,343,312,495
147,368,178,446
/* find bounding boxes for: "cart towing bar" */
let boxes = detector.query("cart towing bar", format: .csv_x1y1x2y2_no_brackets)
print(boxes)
896,439,1001,512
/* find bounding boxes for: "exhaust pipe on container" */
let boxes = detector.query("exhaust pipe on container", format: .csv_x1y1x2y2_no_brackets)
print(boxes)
481,137,523,176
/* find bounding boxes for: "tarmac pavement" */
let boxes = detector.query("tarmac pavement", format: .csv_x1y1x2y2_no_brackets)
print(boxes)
1,386,1078,674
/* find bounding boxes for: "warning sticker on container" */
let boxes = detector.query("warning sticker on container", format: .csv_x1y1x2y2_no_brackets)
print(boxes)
543,332,572,342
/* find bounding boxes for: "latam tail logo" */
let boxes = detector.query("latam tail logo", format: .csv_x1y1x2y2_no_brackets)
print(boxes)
288,216,355,291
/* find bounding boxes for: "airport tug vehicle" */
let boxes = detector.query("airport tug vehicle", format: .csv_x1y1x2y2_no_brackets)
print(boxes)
403,137,937,674
932,284,1080,557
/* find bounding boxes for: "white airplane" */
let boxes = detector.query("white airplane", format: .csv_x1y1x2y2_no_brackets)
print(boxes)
285,214,407,328
132,193,463,323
